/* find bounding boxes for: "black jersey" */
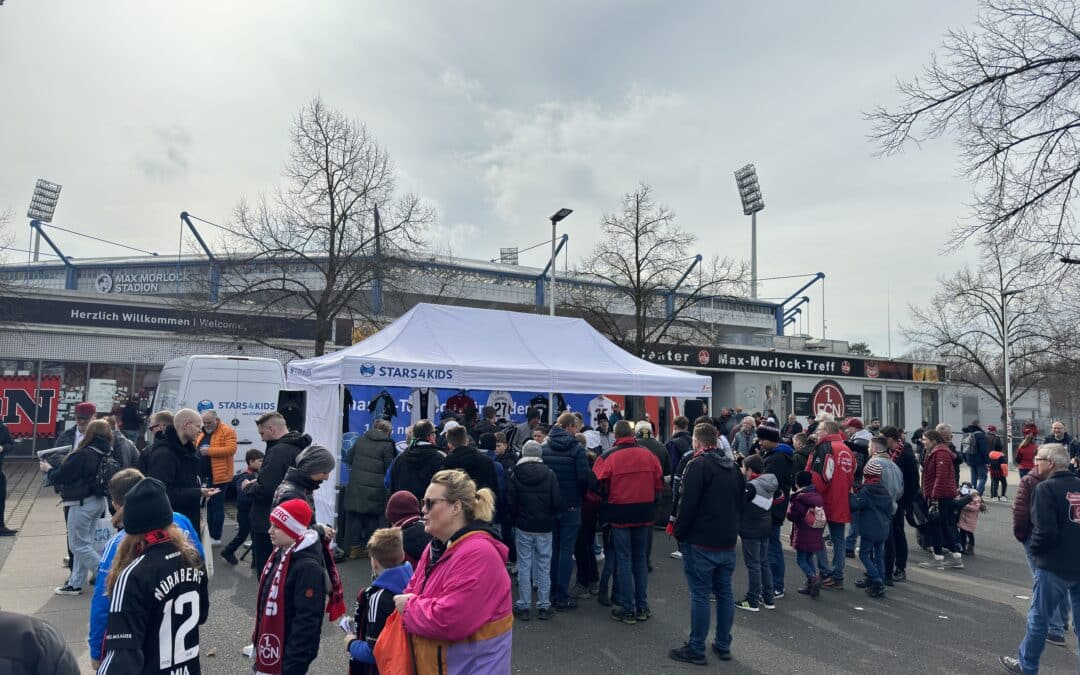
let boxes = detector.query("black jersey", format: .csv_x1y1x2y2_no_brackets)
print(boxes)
99,541,209,675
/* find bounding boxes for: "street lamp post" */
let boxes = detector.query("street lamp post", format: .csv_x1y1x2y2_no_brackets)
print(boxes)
26,178,63,262
1002,288,1023,462
549,208,573,316
733,165,765,300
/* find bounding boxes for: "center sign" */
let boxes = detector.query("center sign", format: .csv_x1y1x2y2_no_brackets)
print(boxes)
793,379,863,419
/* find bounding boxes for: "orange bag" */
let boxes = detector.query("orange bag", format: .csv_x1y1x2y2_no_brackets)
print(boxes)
373,610,415,675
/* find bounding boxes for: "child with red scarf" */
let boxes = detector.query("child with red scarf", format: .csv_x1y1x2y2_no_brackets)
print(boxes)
253,499,346,675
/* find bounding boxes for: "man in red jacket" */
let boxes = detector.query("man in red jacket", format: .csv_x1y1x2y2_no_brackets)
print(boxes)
594,420,663,625
807,420,855,588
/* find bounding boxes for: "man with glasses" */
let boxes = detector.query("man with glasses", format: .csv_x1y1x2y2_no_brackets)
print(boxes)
1000,444,1080,673
1044,422,1080,472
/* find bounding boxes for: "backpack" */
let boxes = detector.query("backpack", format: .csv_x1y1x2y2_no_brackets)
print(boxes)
94,448,122,497
808,440,831,478
960,433,976,464
803,504,827,529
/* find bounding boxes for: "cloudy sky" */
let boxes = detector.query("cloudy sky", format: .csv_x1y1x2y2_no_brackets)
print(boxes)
0,1,983,354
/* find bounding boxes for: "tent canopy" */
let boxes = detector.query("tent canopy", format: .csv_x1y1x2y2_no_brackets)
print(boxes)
286,303,710,397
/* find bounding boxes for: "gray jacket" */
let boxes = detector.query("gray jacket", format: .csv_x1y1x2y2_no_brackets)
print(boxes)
868,454,903,515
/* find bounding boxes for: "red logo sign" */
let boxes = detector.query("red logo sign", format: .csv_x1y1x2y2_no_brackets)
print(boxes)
811,380,845,419
1068,491,1080,525
1,376,60,438
840,360,851,375
697,350,710,366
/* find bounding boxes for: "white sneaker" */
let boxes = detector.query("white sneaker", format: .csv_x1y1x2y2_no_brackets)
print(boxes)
944,552,964,569
670,550,683,560
210,539,223,546
918,554,945,569
242,644,254,658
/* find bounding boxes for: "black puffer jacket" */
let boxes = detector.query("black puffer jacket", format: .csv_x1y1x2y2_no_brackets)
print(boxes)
273,467,322,524
763,445,795,525
50,437,109,503
541,426,589,509
442,446,499,495
506,459,562,533
0,610,80,675
673,451,746,549
143,426,203,529
344,428,397,515
388,442,445,502
256,541,327,673
247,431,312,534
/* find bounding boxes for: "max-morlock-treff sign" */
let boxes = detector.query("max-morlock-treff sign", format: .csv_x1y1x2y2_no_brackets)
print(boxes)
644,344,940,383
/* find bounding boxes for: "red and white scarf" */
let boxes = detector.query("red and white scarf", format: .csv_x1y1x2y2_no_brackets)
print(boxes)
252,530,346,674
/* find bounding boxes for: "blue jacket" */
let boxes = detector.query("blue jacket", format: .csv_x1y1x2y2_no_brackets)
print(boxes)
541,426,589,509
348,562,415,664
849,482,892,543
961,425,990,467
88,512,204,660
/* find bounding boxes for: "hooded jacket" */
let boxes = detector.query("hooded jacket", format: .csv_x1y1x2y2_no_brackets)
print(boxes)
344,427,397,515
247,431,312,534
809,433,856,524
388,441,446,503
273,466,322,523
541,426,589,509
1029,471,1080,582
403,523,512,675
506,458,562,532
143,426,203,528
922,443,959,500
442,445,499,496
763,444,794,525
849,481,893,542
739,472,779,539
786,485,825,552
673,450,746,550
348,562,415,674
867,454,903,515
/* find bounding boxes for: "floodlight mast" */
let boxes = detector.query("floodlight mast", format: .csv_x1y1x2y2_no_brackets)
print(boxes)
27,179,63,262
733,164,764,300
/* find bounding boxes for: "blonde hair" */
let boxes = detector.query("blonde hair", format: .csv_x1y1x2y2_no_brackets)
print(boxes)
106,523,201,595
634,420,652,437
77,419,113,450
430,469,495,522
367,527,405,569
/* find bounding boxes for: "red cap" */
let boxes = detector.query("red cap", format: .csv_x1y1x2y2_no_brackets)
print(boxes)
74,402,97,419
987,425,997,432
269,499,313,541
845,418,864,430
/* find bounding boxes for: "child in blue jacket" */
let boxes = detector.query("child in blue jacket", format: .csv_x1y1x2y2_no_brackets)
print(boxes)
849,461,893,599
345,527,415,674
88,468,204,668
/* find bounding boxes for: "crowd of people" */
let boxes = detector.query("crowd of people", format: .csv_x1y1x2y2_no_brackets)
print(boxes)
0,397,1078,673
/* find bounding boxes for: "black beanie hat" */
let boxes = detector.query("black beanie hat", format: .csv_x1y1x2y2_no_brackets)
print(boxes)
478,433,497,451
795,470,813,488
756,425,781,443
123,477,173,535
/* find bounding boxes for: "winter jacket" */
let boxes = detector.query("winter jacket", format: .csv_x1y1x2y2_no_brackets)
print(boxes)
1029,471,1080,582
1015,441,1038,471
892,445,921,506
781,421,803,439
867,454,903,515
665,430,693,474
922,444,959,500
792,445,812,474
403,523,513,675
849,481,892,543
388,442,446,503
272,466,321,522
443,445,499,496
731,429,755,456
961,425,990,467
0,610,80,675
958,493,982,533
246,431,312,534
111,433,139,470
593,438,663,527
1042,432,1080,461
739,473,779,540
88,513,202,661
541,426,590,509
763,444,794,524
506,458,562,533
348,562,414,674
344,427,397,515
786,486,825,552
50,437,109,503
511,421,534,452
1012,469,1046,543
637,436,672,477
849,430,873,480
673,450,746,550
52,426,79,451
232,467,257,513
196,422,238,486
256,536,328,674
809,433,856,524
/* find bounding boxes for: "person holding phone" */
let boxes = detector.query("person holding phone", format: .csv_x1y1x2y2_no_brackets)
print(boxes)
143,408,220,532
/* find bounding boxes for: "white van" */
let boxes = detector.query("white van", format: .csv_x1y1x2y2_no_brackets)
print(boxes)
150,355,286,472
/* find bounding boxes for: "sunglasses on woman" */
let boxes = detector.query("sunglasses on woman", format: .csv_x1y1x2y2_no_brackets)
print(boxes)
422,497,451,511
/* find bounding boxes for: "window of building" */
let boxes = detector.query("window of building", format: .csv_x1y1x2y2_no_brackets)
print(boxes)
864,388,882,424
887,390,905,428
921,389,940,428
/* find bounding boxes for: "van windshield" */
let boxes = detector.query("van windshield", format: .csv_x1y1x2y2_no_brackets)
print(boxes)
154,379,181,413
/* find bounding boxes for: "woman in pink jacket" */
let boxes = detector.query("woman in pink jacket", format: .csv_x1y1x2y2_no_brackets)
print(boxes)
394,469,512,675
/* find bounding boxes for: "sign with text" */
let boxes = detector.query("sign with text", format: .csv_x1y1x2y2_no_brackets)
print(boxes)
793,380,861,420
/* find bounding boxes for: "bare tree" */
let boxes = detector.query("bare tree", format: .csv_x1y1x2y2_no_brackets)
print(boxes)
848,341,873,356
216,97,434,356
903,237,1063,426
562,183,748,356
868,0,1080,252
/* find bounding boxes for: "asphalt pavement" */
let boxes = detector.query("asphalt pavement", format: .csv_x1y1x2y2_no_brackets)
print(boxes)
2,467,1077,674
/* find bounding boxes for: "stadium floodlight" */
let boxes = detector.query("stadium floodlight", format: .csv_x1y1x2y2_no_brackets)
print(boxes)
27,179,62,223
733,164,765,299
499,247,519,265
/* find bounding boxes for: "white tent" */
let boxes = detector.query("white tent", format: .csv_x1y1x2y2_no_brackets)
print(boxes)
286,303,711,524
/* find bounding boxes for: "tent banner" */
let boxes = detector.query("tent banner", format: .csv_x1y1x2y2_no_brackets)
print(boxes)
345,385,622,442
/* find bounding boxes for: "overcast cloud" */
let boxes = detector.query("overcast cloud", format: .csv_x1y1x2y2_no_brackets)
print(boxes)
0,1,982,355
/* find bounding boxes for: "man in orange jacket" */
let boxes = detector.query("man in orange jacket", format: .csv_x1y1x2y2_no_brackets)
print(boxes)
198,410,238,544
